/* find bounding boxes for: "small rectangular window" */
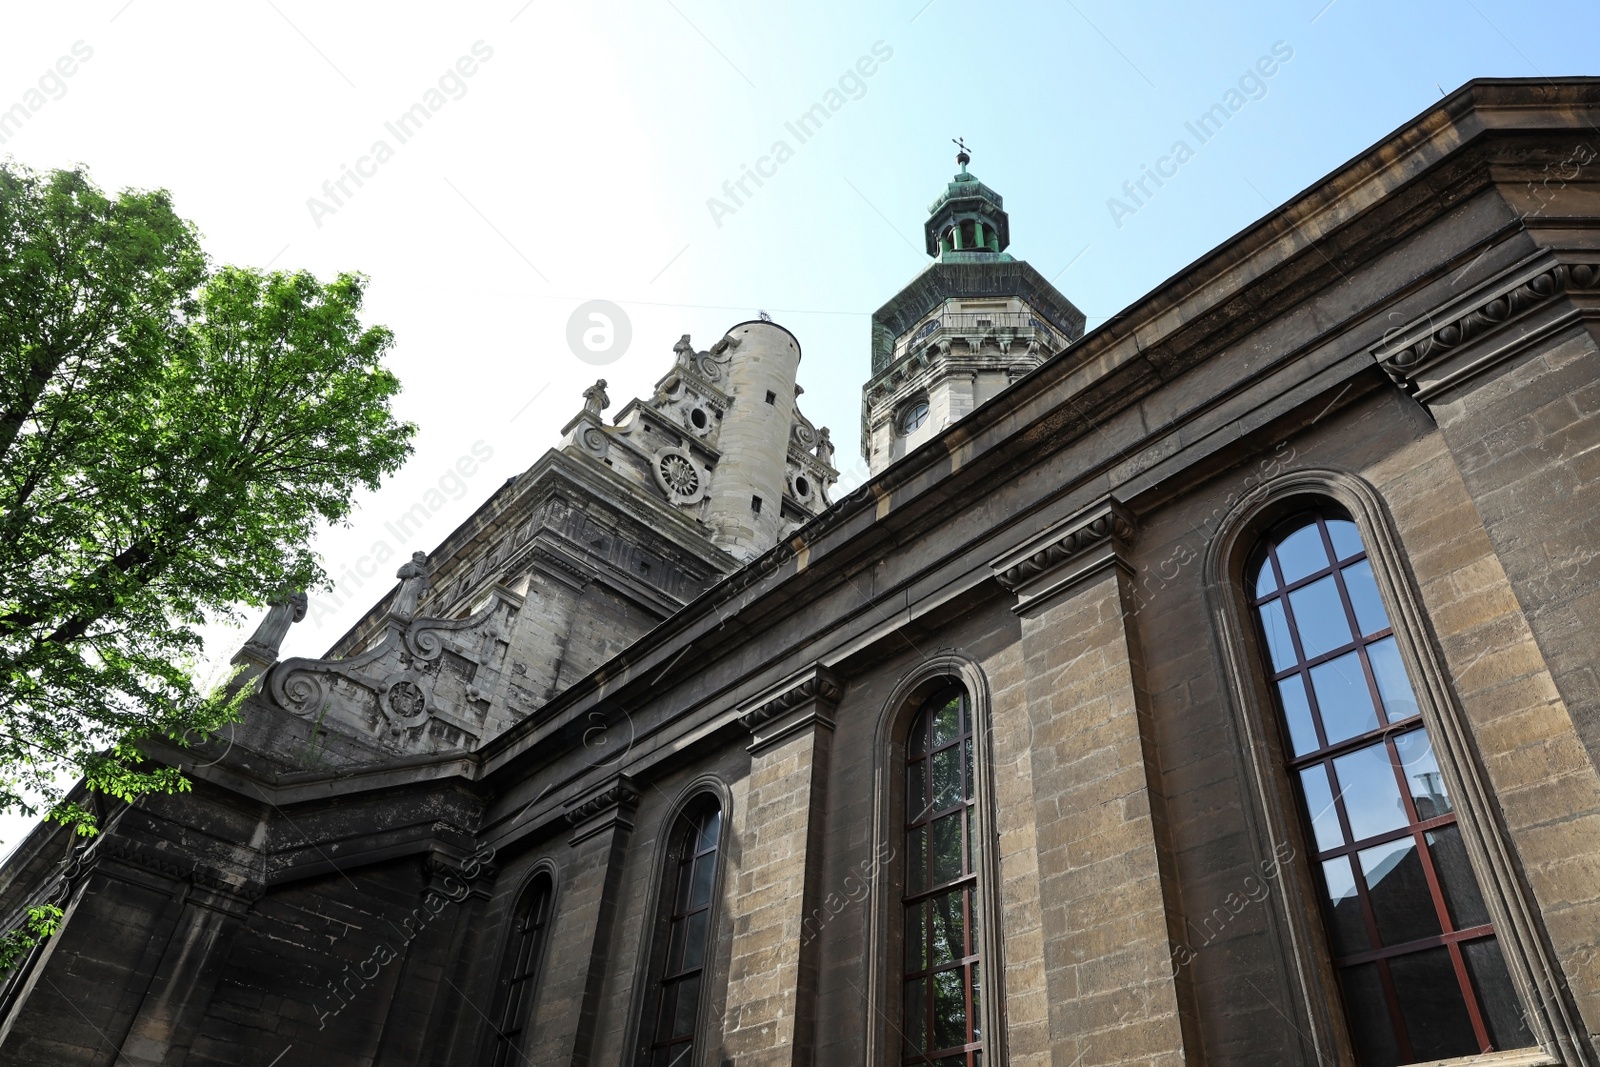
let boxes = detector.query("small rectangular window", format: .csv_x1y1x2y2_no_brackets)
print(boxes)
751,495,763,514
765,391,776,404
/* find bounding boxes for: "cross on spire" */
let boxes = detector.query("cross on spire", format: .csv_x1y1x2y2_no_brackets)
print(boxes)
952,137,971,169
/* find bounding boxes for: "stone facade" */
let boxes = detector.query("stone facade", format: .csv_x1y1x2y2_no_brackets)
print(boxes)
2,78,1600,1067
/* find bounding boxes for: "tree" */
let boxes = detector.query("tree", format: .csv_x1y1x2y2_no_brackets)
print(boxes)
0,162,416,839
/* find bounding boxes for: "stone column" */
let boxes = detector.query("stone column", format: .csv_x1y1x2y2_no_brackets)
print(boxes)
523,776,639,1067
720,665,842,1066
990,500,1191,1067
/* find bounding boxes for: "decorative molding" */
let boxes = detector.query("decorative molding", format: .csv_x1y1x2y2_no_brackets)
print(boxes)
75,837,264,903
1371,256,1600,401
564,774,642,845
738,664,843,754
989,498,1136,615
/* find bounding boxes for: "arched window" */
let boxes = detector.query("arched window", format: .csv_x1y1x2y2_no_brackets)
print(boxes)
486,872,553,1067
1249,509,1532,1065
902,686,983,1066
637,797,722,1067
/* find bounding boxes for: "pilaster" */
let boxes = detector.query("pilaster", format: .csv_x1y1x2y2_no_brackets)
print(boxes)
720,664,842,1066
990,499,1191,1067
523,775,639,1067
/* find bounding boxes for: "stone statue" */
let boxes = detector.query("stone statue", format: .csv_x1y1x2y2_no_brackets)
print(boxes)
241,589,307,660
673,334,696,367
393,551,429,616
583,379,610,416
815,426,836,465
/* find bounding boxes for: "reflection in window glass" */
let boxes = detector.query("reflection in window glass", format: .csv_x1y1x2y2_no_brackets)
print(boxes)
1367,637,1419,722
1299,764,1343,852
1342,559,1390,636
1249,511,1528,1063
904,689,984,1067
1333,744,1408,842
1289,575,1353,658
1279,676,1320,756
1311,652,1380,744
637,801,721,1067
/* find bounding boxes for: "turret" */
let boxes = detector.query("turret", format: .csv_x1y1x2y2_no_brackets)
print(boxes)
702,320,804,561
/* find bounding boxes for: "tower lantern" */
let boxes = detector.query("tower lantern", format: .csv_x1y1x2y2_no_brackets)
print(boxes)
860,145,1086,474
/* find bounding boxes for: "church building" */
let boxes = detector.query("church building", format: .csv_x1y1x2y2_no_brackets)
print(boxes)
2,77,1600,1067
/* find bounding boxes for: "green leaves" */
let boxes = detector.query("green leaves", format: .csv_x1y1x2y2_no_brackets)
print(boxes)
0,161,415,842
0,905,63,975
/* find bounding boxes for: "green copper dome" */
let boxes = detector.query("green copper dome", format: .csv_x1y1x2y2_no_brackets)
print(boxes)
924,158,1012,260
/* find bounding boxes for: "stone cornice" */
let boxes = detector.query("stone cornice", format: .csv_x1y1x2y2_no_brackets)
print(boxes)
1371,255,1600,400
70,837,264,904
990,499,1136,615
564,773,642,845
738,664,842,754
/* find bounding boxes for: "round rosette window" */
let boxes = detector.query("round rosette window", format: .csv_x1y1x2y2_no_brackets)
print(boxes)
788,469,814,503
653,447,707,505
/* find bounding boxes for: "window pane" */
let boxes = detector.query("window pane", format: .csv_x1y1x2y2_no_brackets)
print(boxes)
908,824,928,893
964,738,974,801
1394,728,1452,821
971,961,982,1040
909,717,929,756
1389,947,1479,1061
1258,600,1298,672
903,978,927,1054
932,813,963,885
689,852,716,909
932,699,961,747
931,967,968,1050
1462,938,1534,1051
1275,523,1330,584
909,761,928,823
1311,652,1380,745
1289,575,1354,658
1254,558,1278,598
929,889,965,966
1339,963,1402,1067
1332,744,1407,842
679,909,710,971
1366,637,1418,722
1426,826,1489,929
1342,559,1390,636
932,747,961,812
1359,838,1442,946
1279,676,1320,756
1321,856,1370,955
671,974,701,1038
1326,518,1365,561
965,806,975,873
1299,764,1344,852
654,983,679,1040
906,899,927,970
696,808,721,852
666,914,688,972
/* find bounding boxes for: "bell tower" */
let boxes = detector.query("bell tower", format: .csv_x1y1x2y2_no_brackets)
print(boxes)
862,143,1086,474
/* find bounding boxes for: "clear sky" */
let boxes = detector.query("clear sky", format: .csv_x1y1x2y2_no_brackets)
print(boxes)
2,0,1597,843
